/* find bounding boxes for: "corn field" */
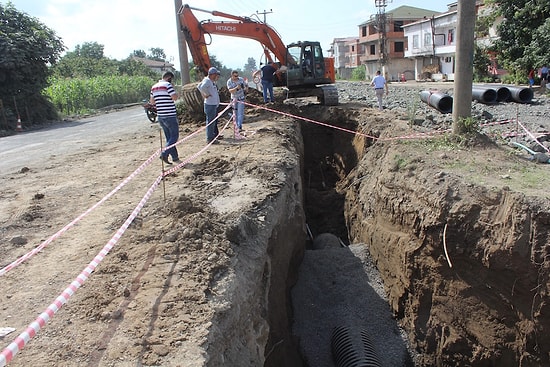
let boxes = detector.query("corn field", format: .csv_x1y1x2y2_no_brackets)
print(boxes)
44,75,155,115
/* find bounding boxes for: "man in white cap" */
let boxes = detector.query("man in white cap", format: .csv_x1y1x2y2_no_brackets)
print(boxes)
197,67,221,144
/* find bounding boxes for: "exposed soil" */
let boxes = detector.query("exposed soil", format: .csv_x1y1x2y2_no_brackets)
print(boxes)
0,82,549,367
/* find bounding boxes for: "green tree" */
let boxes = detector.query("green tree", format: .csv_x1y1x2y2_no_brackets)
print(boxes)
0,2,64,125
132,49,147,58
473,44,492,82
351,65,366,81
148,47,166,61
487,0,550,82
243,57,257,75
118,58,157,78
73,42,104,59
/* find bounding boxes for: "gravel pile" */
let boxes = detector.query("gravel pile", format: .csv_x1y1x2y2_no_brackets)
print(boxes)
336,80,550,151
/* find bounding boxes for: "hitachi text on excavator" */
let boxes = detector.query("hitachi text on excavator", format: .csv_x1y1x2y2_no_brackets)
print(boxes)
177,4,339,110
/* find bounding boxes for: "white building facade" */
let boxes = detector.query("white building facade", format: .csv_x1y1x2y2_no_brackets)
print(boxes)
402,8,458,81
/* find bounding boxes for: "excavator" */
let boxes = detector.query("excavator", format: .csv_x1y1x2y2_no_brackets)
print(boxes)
177,4,339,110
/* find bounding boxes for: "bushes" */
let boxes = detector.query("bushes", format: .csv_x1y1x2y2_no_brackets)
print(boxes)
44,75,155,115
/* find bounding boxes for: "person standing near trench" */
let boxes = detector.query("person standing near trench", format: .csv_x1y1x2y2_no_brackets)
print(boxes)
150,71,180,164
226,70,248,132
370,70,389,111
253,61,276,103
198,67,222,144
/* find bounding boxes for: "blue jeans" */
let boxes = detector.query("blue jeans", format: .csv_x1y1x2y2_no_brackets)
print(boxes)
233,99,245,129
204,104,219,142
261,80,274,102
157,114,179,160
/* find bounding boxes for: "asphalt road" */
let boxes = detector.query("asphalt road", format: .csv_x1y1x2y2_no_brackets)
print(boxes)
0,106,150,175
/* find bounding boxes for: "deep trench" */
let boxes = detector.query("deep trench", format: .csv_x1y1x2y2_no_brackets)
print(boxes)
264,116,398,367
264,116,415,367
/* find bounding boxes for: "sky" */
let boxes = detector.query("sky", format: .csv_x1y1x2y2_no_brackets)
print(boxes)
5,0,449,71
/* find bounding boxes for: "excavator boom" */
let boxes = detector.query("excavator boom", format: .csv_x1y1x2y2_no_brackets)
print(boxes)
179,4,289,76
177,4,338,106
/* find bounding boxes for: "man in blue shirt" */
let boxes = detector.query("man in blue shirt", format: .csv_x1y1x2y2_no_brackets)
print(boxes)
370,70,389,111
254,62,277,103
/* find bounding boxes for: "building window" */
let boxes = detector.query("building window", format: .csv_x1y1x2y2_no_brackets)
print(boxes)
445,57,452,63
447,29,454,44
394,41,404,52
362,26,367,37
394,21,403,32
413,35,419,49
424,32,432,46
370,44,376,55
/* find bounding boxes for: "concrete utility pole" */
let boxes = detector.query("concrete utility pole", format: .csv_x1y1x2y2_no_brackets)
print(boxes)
375,0,390,71
175,0,190,85
452,0,476,133
256,9,273,24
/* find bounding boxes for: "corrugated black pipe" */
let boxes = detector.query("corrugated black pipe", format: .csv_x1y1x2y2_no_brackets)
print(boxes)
419,90,453,114
331,325,382,367
505,85,534,103
472,87,497,104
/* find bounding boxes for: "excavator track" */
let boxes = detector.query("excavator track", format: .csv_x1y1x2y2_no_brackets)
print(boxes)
318,85,339,106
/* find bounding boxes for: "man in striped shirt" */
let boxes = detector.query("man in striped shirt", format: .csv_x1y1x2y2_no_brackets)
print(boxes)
150,71,180,164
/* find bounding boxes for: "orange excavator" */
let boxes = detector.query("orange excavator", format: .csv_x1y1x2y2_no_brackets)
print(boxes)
177,4,339,108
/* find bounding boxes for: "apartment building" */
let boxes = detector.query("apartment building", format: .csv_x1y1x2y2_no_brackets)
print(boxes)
329,37,360,79
402,4,459,81
330,2,501,82
357,5,441,81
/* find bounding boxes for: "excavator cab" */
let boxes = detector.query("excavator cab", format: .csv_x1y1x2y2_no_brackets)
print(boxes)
285,42,332,88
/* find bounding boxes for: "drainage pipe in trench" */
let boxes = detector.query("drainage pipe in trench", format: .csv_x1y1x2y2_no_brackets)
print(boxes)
331,325,382,367
419,90,453,114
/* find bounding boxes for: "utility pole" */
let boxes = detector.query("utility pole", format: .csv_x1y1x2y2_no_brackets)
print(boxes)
452,0,476,133
375,0,391,75
256,9,273,24
175,0,190,85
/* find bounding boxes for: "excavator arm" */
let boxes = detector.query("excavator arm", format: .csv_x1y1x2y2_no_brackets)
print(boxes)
178,4,293,76
177,4,338,106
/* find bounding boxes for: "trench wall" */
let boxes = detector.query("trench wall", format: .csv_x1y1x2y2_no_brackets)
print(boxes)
204,123,306,366
344,138,550,366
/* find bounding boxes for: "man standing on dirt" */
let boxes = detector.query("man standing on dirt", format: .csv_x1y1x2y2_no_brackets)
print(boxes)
150,71,180,164
198,67,221,144
370,70,389,111
226,70,248,132
253,61,276,103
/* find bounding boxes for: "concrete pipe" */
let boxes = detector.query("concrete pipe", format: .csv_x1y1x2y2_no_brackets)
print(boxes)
420,90,453,114
504,85,534,103
472,87,497,104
